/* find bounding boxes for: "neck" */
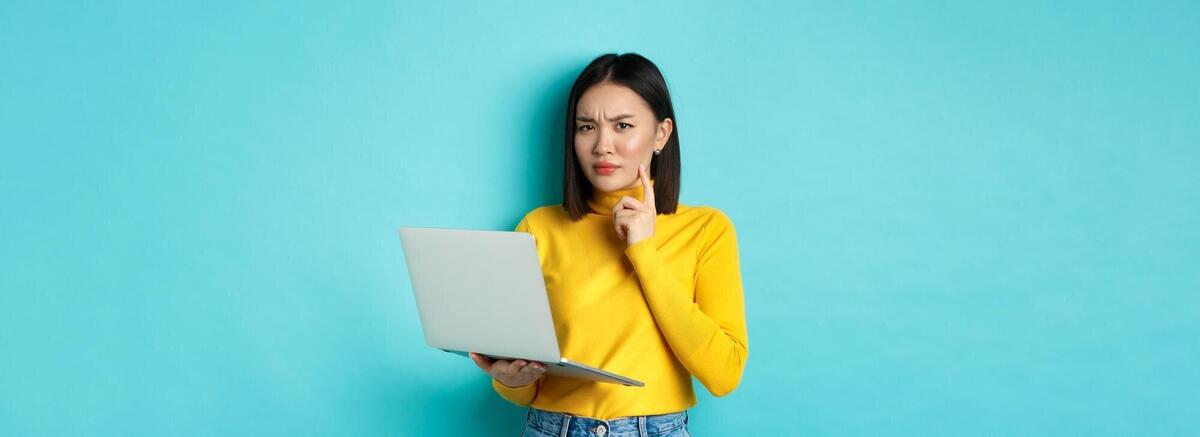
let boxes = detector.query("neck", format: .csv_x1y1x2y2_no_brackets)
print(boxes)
587,179,654,216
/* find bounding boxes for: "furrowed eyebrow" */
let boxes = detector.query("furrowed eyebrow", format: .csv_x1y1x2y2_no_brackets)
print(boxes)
575,114,635,122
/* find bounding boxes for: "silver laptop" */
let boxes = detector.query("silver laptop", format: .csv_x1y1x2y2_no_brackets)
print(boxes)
398,226,644,387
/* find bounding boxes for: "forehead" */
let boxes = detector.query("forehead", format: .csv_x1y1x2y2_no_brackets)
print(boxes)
576,82,652,115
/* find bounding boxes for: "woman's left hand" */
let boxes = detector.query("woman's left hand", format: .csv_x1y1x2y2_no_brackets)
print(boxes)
612,164,656,247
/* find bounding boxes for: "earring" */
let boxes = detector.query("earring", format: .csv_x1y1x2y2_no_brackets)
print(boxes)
654,149,661,155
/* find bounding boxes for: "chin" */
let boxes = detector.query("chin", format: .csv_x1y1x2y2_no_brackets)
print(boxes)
589,175,626,192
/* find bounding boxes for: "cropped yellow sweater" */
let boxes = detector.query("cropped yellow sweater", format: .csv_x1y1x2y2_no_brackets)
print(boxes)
491,180,749,419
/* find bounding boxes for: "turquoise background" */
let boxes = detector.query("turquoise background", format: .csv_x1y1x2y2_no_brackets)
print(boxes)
2,1,1198,435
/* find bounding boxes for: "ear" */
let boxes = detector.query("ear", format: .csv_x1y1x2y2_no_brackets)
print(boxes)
654,118,674,150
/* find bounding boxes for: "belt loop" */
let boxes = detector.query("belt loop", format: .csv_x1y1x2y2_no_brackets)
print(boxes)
559,414,570,437
638,415,648,437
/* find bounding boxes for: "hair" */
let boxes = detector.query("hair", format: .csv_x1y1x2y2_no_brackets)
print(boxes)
562,53,681,221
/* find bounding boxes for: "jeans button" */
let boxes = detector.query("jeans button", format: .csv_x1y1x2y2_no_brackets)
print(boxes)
596,424,606,436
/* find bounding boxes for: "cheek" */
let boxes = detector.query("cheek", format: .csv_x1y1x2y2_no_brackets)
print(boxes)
616,135,653,157
574,135,591,156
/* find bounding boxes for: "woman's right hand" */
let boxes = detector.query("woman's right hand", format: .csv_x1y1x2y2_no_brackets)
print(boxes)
469,352,548,388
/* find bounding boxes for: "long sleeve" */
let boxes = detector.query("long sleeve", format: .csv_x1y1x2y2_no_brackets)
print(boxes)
492,376,539,406
624,209,749,396
489,215,542,406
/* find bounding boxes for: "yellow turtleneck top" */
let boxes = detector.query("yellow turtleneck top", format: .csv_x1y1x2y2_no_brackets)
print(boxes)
490,180,749,419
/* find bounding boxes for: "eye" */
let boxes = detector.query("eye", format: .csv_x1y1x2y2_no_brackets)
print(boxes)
616,122,633,130
577,125,594,132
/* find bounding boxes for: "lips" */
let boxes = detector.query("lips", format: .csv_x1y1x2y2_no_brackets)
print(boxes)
595,162,619,175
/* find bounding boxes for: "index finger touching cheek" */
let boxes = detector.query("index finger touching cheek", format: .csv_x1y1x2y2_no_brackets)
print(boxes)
640,164,655,210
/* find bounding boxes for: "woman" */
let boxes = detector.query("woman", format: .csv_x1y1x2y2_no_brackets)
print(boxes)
469,53,749,437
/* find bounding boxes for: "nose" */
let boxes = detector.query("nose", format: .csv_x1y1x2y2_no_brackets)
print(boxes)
592,128,614,156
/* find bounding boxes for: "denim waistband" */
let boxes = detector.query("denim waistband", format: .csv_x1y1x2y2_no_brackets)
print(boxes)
526,407,688,436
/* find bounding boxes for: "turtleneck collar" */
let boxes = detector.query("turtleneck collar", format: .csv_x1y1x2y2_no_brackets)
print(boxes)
587,179,655,216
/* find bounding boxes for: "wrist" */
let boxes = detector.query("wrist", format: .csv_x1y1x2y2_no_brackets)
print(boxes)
494,376,531,389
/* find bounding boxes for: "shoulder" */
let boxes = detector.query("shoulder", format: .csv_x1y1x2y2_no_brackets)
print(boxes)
674,203,736,231
524,204,570,221
676,204,740,260
515,204,573,231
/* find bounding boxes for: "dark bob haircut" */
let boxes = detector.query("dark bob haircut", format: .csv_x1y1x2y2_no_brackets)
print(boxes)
562,53,681,221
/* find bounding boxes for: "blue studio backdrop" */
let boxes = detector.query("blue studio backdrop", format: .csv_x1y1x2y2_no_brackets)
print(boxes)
2,1,1197,435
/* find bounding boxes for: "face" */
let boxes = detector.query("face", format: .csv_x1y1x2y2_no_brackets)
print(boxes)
574,82,673,192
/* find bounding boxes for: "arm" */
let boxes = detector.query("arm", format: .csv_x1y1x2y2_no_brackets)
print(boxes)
492,373,539,406
624,210,749,396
